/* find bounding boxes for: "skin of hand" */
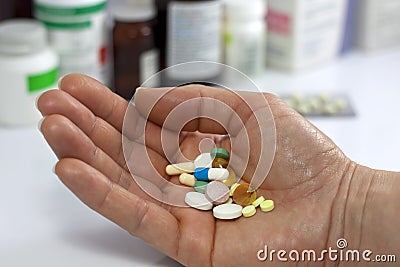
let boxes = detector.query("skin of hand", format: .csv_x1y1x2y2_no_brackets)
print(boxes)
37,74,399,267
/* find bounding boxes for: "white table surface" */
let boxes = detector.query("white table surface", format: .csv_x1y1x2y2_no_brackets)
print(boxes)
1,48,400,266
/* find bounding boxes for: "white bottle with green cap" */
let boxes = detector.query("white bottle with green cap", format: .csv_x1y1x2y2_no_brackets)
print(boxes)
33,0,110,85
0,19,59,126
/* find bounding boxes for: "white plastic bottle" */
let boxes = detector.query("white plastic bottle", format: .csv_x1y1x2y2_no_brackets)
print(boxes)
163,0,223,81
33,0,110,85
0,19,59,126
224,0,267,78
267,0,346,71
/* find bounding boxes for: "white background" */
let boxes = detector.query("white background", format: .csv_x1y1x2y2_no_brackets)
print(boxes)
1,49,400,266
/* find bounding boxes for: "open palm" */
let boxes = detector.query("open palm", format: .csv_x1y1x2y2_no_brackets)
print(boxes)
38,74,350,267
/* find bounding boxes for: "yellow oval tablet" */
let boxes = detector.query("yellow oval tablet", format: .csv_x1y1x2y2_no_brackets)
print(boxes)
252,196,265,208
260,200,274,212
242,205,256,217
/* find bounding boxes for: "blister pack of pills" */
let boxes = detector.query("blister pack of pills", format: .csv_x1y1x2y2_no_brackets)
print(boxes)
282,93,356,117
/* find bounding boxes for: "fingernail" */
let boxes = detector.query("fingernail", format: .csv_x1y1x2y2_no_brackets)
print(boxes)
134,87,144,94
132,87,145,101
38,116,45,132
52,163,57,174
58,75,65,89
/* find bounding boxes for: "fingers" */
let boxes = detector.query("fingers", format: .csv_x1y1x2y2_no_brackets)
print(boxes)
40,114,169,200
134,85,270,135
55,158,180,259
40,114,131,189
37,87,170,166
58,74,128,132
37,89,127,168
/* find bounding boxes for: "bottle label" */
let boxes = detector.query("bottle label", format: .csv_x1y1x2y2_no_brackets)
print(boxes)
34,5,111,85
140,49,160,87
27,67,59,93
167,1,222,67
42,20,92,30
34,2,106,17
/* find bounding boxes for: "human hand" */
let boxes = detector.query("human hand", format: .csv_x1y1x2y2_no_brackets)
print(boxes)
37,74,397,266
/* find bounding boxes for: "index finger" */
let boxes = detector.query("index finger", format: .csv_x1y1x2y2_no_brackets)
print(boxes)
59,74,128,132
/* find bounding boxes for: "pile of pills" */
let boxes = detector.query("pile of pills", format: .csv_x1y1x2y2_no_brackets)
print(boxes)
166,147,275,220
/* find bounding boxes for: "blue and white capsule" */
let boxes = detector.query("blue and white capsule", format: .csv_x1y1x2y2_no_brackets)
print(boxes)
194,167,229,181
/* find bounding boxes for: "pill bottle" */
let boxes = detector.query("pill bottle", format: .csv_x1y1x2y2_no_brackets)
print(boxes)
0,19,59,126
33,0,110,85
156,0,223,81
112,0,159,100
267,0,346,70
223,0,267,78
14,0,34,18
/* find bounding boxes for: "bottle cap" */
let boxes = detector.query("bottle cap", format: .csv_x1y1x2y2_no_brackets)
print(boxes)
112,0,156,22
224,0,267,21
0,19,48,55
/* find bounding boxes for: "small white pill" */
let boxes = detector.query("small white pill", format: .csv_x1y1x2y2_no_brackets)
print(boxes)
318,92,331,103
297,103,311,115
213,204,243,220
334,98,348,111
185,192,213,211
323,104,338,115
194,153,213,168
166,162,195,175
308,98,321,110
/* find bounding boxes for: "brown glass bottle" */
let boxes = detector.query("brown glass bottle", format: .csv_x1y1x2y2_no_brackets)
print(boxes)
112,1,159,100
15,0,33,18
0,0,33,21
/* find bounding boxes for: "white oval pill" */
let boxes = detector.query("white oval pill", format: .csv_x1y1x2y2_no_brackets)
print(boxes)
208,168,229,181
185,192,213,211
213,204,243,220
194,153,213,168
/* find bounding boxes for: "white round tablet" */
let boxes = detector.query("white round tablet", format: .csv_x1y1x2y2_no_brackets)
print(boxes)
194,153,213,168
213,204,243,220
185,192,213,211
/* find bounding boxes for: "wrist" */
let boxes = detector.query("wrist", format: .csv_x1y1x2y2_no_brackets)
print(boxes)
328,163,400,265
